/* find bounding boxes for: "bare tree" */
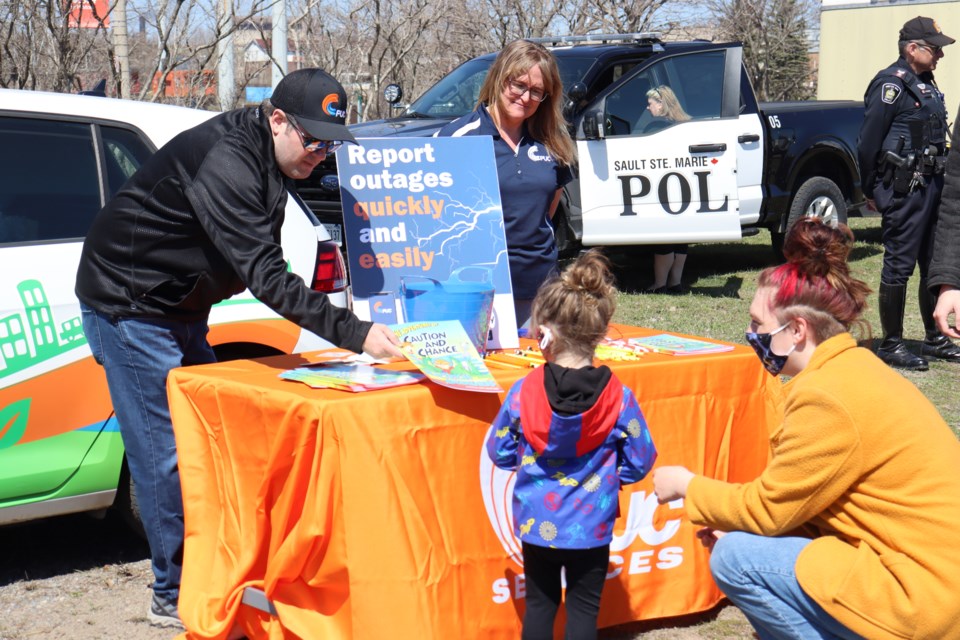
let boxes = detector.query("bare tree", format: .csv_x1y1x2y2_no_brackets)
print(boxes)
3,0,704,115
576,0,673,35
0,0,113,91
288,0,452,120
708,0,816,101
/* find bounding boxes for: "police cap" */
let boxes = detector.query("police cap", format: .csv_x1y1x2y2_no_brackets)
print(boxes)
899,16,955,47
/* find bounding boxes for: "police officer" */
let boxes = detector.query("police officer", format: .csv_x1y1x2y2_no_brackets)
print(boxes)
858,16,960,370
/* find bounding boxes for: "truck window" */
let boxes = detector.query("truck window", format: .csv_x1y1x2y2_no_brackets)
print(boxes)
404,55,596,119
406,58,492,118
0,117,101,244
604,51,726,137
100,126,154,196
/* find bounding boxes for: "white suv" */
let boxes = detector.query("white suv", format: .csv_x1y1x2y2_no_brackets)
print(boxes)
0,88,348,529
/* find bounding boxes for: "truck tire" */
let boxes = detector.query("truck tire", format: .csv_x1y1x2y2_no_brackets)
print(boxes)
550,202,576,258
772,177,848,258
553,197,581,259
115,464,146,539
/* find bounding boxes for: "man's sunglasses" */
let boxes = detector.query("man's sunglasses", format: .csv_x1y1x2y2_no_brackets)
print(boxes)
916,42,943,55
287,115,343,154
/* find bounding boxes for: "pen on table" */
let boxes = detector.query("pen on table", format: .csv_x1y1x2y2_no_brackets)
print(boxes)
484,358,527,370
485,353,538,368
514,349,546,363
506,353,543,367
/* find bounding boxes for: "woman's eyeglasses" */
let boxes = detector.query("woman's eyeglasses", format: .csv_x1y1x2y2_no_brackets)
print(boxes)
287,115,343,154
506,80,548,103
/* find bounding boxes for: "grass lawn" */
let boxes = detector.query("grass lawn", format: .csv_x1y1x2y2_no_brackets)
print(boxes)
595,215,960,638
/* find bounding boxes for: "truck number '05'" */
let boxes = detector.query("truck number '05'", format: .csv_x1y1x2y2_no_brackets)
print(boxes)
768,115,781,128
617,171,729,216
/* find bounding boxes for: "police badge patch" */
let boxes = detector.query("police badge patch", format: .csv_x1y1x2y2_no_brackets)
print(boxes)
882,82,902,104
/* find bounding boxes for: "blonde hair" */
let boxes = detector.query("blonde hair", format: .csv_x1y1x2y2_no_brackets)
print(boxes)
646,85,691,123
476,39,576,166
530,249,617,361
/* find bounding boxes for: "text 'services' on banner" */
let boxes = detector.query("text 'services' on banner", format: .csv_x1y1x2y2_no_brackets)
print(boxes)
338,137,519,350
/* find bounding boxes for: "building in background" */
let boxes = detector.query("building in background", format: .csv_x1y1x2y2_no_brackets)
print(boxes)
819,0,959,113
65,0,110,29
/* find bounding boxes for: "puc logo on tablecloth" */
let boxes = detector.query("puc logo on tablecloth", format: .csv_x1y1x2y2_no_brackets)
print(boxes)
479,435,524,566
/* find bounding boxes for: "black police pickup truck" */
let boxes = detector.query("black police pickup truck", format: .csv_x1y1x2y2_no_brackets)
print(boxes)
297,33,865,257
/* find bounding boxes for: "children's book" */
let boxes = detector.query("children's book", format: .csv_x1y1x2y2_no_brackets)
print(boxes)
391,320,503,393
595,338,647,361
280,362,425,392
628,333,734,356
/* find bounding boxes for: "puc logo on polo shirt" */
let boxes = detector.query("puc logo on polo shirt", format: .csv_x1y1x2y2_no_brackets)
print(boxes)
527,145,553,162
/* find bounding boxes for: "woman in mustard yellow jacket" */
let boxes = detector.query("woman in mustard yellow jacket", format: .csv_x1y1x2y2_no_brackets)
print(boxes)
654,218,960,640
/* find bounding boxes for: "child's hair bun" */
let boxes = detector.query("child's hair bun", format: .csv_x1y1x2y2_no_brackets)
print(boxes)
531,249,618,359
559,250,616,306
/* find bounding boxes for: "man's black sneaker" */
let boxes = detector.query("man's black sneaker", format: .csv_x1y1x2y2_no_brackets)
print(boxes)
148,593,185,629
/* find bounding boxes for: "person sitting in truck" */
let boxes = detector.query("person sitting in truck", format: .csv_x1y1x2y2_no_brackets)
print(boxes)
644,85,690,133
644,85,691,294
436,39,576,329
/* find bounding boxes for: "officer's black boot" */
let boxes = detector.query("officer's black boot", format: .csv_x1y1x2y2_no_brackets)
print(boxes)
876,283,929,370
919,278,960,362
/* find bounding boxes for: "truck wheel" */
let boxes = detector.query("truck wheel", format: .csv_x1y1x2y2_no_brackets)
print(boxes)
772,177,847,258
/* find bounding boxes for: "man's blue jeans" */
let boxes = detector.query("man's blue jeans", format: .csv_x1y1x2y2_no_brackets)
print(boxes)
81,304,215,603
710,532,864,640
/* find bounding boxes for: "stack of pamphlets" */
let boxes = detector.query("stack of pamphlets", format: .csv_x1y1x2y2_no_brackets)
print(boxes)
627,333,734,356
280,362,425,392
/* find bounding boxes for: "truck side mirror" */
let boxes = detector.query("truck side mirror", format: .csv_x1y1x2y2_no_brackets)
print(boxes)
580,109,605,141
567,82,587,104
383,83,403,105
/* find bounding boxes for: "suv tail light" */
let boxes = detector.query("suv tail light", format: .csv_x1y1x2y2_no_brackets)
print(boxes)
312,241,348,293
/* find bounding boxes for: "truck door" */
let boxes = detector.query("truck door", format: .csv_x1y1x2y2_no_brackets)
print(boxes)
577,45,764,245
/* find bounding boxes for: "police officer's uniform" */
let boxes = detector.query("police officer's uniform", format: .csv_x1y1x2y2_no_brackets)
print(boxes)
857,16,960,369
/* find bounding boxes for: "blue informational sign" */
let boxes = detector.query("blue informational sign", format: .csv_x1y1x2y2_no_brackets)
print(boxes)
339,137,518,350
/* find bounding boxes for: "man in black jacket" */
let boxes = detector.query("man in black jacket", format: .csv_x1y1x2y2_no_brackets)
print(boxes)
75,68,401,628
930,101,960,341
857,16,960,370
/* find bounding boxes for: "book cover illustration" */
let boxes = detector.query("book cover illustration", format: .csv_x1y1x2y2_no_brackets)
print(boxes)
280,362,425,392
595,338,647,361
628,333,734,356
392,320,503,393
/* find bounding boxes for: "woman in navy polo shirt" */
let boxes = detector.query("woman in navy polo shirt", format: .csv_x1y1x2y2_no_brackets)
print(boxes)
437,39,576,328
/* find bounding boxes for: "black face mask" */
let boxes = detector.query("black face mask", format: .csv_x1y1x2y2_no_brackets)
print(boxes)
745,323,794,376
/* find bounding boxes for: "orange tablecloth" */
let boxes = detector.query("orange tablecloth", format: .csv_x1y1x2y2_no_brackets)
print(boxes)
168,326,780,640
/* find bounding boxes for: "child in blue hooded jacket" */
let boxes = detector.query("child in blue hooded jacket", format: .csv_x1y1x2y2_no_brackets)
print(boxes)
486,249,657,640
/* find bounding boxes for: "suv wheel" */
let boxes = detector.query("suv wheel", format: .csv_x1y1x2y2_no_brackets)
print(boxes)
772,177,847,258
115,464,145,539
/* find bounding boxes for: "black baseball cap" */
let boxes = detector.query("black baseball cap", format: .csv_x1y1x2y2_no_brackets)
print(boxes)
271,68,357,144
900,16,955,47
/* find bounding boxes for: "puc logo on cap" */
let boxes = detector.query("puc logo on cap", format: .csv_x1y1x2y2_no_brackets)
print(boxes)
323,93,346,119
